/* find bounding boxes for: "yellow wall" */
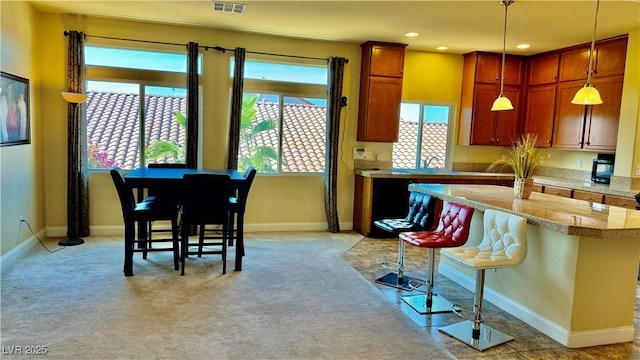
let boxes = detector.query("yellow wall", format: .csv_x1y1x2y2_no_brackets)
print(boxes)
0,1,46,256
35,13,362,235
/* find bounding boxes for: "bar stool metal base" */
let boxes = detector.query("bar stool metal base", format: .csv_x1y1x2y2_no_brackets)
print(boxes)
375,272,424,291
401,294,454,314
439,320,513,351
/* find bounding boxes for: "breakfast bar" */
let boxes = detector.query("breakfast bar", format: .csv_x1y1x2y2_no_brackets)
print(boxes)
409,183,640,348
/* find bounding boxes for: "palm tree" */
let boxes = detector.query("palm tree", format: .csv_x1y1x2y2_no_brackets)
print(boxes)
237,93,278,172
146,110,186,164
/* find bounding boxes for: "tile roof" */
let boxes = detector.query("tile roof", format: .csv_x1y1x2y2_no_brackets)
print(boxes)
85,92,327,172
86,92,446,172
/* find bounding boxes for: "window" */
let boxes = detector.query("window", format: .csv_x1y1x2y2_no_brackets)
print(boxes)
392,102,453,169
236,60,328,174
84,45,196,170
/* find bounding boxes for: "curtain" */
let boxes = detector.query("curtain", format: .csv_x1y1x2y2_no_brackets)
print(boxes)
226,47,246,170
325,57,347,233
66,30,90,239
186,42,199,169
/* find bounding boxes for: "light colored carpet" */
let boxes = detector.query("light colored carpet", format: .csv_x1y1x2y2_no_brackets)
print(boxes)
1,232,455,360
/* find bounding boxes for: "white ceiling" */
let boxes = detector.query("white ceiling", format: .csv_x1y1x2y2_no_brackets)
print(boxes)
28,0,640,55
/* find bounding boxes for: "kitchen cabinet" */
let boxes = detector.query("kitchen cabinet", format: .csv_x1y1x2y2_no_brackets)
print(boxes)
459,52,525,146
559,37,628,82
543,185,572,198
528,53,559,86
603,194,638,209
572,190,604,203
523,84,556,147
553,75,623,151
357,41,407,142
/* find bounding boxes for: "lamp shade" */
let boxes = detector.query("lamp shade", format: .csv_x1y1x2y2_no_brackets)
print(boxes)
571,85,603,105
61,91,88,104
491,95,514,111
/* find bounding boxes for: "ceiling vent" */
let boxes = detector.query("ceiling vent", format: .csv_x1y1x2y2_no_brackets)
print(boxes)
212,1,246,14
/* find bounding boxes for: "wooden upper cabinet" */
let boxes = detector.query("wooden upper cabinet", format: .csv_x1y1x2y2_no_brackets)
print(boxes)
523,84,556,147
559,37,628,82
459,52,524,146
474,53,523,85
583,75,623,151
553,80,588,149
528,53,559,86
592,38,628,78
559,46,590,82
357,41,407,142
369,44,406,78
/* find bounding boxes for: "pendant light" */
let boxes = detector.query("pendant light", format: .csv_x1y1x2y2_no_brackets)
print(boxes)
491,0,515,111
571,0,603,105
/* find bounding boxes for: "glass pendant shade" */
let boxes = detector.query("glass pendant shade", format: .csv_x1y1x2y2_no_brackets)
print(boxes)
61,91,88,104
571,84,603,105
491,95,514,111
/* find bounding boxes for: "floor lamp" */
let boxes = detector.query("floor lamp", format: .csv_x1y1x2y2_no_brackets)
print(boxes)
59,91,88,246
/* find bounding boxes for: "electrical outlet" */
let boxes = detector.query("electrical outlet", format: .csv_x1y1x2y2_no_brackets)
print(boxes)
19,216,24,229
636,165,640,176
577,158,582,168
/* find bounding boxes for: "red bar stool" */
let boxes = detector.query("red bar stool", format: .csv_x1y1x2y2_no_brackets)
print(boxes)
398,201,474,314
438,209,527,351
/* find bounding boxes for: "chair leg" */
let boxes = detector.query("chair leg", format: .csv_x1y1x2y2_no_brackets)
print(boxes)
234,214,244,271
438,269,514,351
401,248,454,314
172,217,179,271
198,224,205,257
124,221,135,276
180,221,188,276
222,224,228,274
228,212,236,246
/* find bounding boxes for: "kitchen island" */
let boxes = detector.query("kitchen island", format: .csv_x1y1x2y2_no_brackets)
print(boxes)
409,183,640,348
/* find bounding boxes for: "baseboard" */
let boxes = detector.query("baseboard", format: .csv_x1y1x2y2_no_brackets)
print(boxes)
47,222,353,237
1,228,46,273
438,262,634,348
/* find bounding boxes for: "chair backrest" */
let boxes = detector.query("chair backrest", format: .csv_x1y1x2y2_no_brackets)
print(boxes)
432,201,474,245
477,209,527,267
147,163,187,197
110,169,135,218
404,192,436,229
182,174,231,225
236,167,257,213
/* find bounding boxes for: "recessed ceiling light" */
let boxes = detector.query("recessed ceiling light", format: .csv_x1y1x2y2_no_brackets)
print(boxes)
212,1,246,14
436,46,449,51
516,43,530,49
405,32,419,38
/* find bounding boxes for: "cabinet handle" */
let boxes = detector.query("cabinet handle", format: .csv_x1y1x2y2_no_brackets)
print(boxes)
496,138,500,142
553,75,557,79
547,140,552,144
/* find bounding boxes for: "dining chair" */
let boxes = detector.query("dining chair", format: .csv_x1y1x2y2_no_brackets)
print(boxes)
110,169,180,276
180,174,231,275
228,167,257,257
144,163,187,247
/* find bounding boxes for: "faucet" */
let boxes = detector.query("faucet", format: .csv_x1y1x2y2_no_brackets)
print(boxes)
423,155,440,169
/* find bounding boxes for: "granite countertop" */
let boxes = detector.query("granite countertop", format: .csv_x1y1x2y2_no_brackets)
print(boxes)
408,183,640,239
532,175,639,198
354,169,514,180
355,169,638,199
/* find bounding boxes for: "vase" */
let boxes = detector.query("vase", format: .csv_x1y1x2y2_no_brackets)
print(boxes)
513,177,533,199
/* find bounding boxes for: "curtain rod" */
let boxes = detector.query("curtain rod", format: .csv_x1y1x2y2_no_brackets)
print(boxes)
63,31,347,63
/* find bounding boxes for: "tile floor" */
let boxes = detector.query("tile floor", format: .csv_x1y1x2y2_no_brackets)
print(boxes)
342,236,640,359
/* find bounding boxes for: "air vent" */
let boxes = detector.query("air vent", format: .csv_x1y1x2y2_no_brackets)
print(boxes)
212,1,246,14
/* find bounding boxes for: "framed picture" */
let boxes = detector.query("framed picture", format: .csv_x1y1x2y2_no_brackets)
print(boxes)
0,72,30,146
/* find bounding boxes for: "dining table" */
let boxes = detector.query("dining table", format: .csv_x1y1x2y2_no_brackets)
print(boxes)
124,167,246,271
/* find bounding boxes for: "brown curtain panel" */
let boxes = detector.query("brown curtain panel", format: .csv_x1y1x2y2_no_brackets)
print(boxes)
66,30,90,239
186,42,199,169
325,57,347,233
226,47,245,170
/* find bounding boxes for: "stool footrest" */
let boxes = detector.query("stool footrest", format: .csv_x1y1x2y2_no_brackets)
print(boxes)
375,272,424,291
439,320,514,351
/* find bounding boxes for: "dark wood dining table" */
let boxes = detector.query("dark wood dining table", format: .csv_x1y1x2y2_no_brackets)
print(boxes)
124,167,246,271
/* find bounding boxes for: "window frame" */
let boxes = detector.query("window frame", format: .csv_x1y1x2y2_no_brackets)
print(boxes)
238,58,329,175
393,101,456,170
